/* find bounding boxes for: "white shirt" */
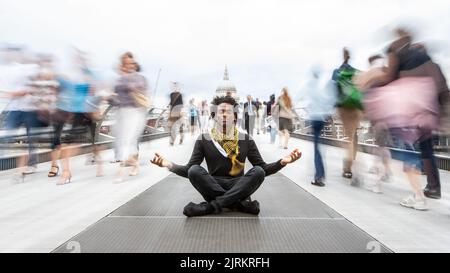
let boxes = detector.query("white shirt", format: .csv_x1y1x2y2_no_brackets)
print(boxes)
247,101,254,115
212,138,228,158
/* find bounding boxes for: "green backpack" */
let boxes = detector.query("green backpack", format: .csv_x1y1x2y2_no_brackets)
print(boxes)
336,68,363,110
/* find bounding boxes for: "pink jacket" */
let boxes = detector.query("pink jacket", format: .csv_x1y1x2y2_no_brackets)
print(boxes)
364,77,440,131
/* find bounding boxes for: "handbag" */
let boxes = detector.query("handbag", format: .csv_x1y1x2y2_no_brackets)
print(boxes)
132,91,151,108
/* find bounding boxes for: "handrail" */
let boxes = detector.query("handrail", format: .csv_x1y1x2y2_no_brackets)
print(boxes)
0,105,166,142
291,132,450,171
0,130,169,170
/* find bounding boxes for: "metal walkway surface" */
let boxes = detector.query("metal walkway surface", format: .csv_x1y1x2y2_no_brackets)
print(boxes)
53,173,390,253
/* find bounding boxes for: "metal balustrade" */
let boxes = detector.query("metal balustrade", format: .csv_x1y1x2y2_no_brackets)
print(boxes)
291,132,450,171
0,106,170,171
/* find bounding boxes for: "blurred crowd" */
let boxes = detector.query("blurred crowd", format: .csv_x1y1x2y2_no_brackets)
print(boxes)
0,25,449,213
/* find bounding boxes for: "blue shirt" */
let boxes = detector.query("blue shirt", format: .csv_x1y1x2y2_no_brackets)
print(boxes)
57,77,91,113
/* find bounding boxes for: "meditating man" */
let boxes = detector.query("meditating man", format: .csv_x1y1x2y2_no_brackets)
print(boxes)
151,96,301,217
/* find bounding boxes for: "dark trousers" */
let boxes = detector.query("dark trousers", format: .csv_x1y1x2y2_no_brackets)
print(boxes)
5,111,46,166
312,120,325,181
187,165,265,209
419,137,440,189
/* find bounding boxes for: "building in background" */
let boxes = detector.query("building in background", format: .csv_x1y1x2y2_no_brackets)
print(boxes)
215,65,239,101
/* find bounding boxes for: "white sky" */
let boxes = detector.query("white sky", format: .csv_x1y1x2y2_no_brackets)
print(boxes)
1,0,450,104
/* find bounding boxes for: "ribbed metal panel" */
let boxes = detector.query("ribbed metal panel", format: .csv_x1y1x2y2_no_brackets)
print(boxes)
53,174,391,253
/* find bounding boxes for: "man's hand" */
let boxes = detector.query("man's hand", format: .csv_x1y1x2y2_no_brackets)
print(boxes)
150,153,172,169
280,149,302,166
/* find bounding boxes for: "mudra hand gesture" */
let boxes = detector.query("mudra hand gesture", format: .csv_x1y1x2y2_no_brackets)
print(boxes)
280,149,302,166
150,153,172,169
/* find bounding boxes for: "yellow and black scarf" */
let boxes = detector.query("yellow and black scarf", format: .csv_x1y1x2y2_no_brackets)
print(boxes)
211,127,245,176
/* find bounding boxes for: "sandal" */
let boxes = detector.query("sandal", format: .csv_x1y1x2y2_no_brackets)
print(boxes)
48,165,59,177
342,171,353,179
57,171,71,185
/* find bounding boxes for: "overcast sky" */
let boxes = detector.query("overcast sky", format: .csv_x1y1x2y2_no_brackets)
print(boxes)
1,0,450,104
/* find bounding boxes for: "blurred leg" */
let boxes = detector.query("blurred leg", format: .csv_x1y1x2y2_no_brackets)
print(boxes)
312,120,325,180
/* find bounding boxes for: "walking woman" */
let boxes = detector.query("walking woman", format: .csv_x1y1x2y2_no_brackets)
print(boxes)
188,98,199,136
332,48,364,182
114,52,150,182
264,94,277,144
199,100,210,133
168,82,184,145
273,88,296,149
365,27,448,210
54,50,104,185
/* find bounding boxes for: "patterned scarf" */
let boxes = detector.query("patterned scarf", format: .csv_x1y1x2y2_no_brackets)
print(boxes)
211,127,244,176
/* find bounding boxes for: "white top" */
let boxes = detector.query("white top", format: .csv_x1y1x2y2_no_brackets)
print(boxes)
302,78,337,121
0,63,39,111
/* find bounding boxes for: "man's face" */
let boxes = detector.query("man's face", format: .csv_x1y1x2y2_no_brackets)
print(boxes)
215,103,236,129
247,95,252,101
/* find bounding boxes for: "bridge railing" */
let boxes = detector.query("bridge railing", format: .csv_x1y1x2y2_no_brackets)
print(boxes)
291,132,450,172
0,105,170,171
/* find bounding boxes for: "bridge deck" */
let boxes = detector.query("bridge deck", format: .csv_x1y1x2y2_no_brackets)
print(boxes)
0,133,449,252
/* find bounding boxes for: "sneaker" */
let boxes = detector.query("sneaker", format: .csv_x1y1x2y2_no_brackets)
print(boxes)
400,195,428,211
22,166,37,175
183,202,216,217
413,198,428,211
311,179,325,187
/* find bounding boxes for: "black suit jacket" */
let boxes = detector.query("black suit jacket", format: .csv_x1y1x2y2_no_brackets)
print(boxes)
170,133,284,178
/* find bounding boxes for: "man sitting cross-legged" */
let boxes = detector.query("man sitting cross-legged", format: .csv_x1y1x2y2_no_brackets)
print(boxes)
151,96,301,217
